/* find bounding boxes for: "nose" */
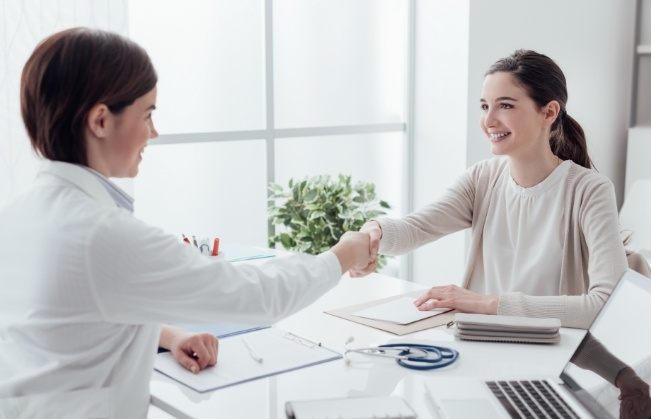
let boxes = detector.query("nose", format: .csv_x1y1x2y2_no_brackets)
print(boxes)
150,124,159,140
482,107,498,129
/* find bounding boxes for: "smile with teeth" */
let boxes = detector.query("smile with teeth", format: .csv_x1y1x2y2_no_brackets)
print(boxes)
489,132,511,142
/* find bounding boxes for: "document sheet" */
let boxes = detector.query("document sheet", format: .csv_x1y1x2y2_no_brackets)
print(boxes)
154,327,341,392
351,296,449,325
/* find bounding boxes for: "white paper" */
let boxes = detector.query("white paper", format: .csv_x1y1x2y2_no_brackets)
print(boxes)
154,327,340,392
351,296,449,325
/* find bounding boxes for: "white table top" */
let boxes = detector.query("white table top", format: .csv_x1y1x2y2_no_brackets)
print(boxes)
149,273,586,419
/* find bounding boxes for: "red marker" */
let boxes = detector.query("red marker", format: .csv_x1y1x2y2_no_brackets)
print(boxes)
212,237,220,256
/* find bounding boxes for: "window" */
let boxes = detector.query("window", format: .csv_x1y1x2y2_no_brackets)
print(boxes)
129,0,413,276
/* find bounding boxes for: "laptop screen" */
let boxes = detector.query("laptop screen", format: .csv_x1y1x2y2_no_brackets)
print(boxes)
560,270,651,418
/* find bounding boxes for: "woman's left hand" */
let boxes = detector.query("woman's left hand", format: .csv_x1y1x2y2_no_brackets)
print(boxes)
414,284,498,315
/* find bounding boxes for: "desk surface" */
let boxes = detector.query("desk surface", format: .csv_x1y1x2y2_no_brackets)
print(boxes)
149,273,585,419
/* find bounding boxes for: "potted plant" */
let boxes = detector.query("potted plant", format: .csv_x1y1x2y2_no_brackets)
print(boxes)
268,174,391,270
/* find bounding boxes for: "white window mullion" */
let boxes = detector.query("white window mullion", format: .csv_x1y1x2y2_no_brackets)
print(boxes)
265,0,276,239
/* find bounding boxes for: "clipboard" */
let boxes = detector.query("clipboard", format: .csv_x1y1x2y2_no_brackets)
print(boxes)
325,290,456,336
154,327,341,392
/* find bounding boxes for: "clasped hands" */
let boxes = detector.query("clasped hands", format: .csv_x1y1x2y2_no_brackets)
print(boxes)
345,221,498,315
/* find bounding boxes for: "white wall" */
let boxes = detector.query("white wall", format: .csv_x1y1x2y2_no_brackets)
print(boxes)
0,1,129,208
411,0,469,286
465,0,636,206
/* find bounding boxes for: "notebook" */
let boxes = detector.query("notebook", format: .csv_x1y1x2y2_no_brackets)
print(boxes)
454,313,561,344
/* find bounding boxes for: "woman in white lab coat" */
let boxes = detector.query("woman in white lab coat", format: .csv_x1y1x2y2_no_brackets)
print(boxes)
0,28,371,418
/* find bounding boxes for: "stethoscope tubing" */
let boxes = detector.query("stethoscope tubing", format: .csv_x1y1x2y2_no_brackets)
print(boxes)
345,343,459,371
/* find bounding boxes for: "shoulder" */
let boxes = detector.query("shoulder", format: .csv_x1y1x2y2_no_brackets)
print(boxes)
467,156,509,176
462,157,509,191
565,161,615,197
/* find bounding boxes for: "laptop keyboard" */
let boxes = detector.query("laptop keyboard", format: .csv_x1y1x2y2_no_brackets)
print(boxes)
485,380,580,419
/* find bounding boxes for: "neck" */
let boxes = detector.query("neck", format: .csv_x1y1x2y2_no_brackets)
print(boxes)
509,148,560,188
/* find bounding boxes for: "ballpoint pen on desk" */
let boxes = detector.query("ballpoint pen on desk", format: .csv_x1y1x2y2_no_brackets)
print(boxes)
241,337,264,363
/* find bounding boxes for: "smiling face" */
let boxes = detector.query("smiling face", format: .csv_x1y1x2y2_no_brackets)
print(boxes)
86,87,159,178
479,72,550,159
107,87,158,177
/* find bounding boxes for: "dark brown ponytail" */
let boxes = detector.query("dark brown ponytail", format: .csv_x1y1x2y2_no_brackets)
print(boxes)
486,50,592,169
550,111,592,168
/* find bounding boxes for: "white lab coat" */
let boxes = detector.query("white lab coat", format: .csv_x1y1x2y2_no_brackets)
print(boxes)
0,160,341,418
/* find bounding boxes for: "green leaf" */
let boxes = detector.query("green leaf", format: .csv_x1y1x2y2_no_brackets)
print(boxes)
267,174,392,262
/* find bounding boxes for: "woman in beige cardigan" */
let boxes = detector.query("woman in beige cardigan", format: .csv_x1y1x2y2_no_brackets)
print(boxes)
353,50,628,328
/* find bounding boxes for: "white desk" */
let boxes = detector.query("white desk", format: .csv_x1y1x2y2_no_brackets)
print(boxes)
149,273,586,419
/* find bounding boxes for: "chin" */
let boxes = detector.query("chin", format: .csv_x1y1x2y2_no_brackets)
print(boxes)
490,144,509,156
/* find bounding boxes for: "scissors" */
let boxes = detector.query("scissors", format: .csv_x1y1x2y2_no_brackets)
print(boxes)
344,341,459,371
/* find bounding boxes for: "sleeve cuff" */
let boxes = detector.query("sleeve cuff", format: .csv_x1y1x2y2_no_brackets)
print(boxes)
318,250,343,282
375,217,400,255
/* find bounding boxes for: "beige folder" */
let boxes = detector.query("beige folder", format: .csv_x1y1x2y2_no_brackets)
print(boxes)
324,290,456,336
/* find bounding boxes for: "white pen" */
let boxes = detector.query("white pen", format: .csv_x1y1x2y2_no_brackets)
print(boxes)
241,337,263,363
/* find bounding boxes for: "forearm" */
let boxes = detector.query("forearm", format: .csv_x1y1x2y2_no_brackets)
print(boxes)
159,325,186,350
497,292,609,329
571,333,628,385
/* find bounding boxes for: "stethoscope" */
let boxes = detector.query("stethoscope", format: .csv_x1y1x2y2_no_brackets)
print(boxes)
344,338,459,371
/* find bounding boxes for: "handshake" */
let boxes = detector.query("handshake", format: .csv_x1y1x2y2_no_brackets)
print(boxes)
330,221,383,276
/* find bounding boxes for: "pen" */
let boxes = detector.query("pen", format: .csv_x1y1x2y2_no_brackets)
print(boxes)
211,237,220,256
241,337,263,363
192,235,198,248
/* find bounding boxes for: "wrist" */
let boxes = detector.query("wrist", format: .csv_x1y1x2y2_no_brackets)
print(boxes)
363,220,383,237
159,325,188,350
486,296,499,315
615,366,634,388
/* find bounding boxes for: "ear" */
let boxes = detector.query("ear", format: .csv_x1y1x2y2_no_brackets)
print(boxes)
86,103,111,139
542,100,561,127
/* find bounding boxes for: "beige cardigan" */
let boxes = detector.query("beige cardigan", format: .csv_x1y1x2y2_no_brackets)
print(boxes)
377,158,628,328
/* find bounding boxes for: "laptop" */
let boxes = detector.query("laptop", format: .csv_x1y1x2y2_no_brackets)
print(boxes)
425,269,651,419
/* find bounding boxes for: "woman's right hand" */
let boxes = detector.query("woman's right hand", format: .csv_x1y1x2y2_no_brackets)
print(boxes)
349,221,382,277
331,231,371,275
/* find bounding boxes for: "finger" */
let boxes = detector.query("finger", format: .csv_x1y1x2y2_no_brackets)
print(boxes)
359,261,376,275
176,350,201,374
187,339,211,370
369,234,380,255
414,285,451,306
414,291,436,306
203,335,218,366
418,299,452,311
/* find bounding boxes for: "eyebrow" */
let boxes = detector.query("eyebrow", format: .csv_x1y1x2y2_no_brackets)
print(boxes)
146,105,157,111
480,96,518,103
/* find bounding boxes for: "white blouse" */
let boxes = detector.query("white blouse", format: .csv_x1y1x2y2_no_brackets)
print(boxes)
474,160,572,296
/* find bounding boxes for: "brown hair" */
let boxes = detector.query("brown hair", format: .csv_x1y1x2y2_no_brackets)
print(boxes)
486,49,592,169
20,27,157,165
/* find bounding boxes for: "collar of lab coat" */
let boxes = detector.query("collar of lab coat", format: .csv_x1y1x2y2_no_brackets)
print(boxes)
38,160,118,209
